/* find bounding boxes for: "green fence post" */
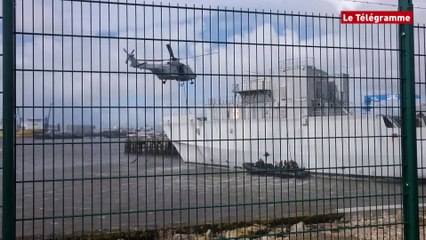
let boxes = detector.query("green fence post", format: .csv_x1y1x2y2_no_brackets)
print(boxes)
2,0,16,239
399,0,419,239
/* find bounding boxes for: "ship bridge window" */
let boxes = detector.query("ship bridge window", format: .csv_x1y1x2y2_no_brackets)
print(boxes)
382,116,394,128
382,113,426,128
382,116,401,128
383,115,426,128
416,118,423,127
391,116,401,127
416,113,426,127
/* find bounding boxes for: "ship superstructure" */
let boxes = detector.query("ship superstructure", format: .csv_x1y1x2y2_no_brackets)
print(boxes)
164,65,426,178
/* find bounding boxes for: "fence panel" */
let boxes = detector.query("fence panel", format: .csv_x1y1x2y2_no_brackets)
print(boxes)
415,24,426,240
2,0,425,239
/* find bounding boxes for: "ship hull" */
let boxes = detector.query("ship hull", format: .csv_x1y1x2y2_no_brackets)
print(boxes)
164,114,426,179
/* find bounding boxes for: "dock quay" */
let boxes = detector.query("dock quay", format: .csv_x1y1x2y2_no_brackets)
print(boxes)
124,134,178,155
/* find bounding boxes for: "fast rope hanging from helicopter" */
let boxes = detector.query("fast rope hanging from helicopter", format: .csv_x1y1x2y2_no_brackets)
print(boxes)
180,81,191,114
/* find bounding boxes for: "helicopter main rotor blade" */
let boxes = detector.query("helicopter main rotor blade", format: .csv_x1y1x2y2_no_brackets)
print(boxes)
136,59,169,62
182,51,218,60
166,44,177,60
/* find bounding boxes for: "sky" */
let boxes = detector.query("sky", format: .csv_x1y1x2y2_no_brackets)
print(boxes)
2,0,426,129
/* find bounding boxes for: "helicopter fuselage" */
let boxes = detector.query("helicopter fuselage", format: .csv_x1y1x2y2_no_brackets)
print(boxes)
125,45,199,83
141,62,196,81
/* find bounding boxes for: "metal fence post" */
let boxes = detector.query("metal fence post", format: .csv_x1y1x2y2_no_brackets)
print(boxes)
399,0,419,239
2,0,16,239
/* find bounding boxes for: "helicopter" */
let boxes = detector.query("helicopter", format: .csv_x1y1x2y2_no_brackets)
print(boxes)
124,44,202,84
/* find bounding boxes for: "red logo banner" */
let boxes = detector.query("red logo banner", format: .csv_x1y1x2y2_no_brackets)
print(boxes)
341,11,413,24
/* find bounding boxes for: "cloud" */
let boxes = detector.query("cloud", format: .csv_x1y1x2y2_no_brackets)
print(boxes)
4,0,426,127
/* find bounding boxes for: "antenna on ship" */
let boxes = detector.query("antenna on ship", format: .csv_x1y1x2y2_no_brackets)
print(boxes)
263,152,271,163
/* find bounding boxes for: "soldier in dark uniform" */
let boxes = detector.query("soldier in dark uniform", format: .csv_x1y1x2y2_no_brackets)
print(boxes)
288,160,299,169
284,160,290,169
257,158,265,168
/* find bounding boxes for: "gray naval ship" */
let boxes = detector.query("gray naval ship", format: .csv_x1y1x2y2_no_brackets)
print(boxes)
164,65,426,178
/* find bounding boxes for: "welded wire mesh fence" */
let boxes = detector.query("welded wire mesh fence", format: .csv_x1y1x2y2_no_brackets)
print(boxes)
2,0,426,239
415,23,426,239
